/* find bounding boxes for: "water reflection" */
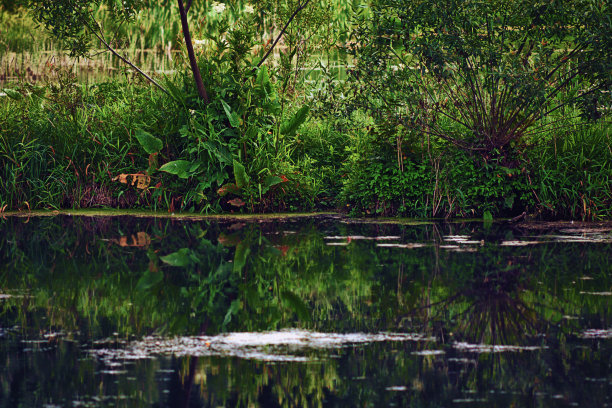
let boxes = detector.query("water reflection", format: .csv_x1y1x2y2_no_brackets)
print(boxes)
0,214,610,407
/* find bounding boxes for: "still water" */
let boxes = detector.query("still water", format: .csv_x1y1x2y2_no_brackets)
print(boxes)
0,214,610,407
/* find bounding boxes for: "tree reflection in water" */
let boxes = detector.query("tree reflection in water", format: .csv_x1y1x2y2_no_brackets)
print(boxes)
0,214,610,407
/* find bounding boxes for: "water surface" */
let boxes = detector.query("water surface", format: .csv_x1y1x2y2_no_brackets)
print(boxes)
0,214,610,407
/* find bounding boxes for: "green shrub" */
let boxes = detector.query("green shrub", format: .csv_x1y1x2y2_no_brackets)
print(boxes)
0,72,176,211
350,0,611,156
436,149,535,218
531,124,612,220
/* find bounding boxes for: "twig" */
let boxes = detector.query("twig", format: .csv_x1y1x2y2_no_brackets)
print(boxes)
255,0,312,70
87,22,170,96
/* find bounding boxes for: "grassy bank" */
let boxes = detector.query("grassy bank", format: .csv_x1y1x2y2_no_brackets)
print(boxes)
1,1,610,220
2,75,609,219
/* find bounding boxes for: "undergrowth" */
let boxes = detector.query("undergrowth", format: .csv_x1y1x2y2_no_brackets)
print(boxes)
1,1,610,220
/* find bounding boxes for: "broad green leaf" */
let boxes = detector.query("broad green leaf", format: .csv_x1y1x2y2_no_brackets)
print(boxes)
221,100,242,128
2,89,22,100
280,105,310,136
135,129,163,154
263,175,283,188
281,290,312,322
135,271,163,291
256,65,270,87
159,160,193,179
160,248,192,267
233,160,249,188
201,141,233,165
232,242,250,273
222,299,242,326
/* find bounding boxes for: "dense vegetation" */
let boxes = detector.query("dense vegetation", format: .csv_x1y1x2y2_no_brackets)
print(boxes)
0,0,610,219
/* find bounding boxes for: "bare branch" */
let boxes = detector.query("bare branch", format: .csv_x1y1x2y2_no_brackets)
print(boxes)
255,0,312,70
87,21,170,96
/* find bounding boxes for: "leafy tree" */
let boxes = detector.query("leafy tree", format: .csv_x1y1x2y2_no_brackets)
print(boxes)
351,0,611,155
24,0,312,103
0,0,19,11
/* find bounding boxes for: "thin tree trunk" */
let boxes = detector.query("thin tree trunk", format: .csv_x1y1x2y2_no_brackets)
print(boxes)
177,0,209,103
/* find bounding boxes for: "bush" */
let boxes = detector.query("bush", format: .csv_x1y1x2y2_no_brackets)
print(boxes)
350,0,611,155
0,71,177,211
530,124,612,220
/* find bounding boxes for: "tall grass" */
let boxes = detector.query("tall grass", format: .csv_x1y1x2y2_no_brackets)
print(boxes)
0,72,178,211
531,124,612,220
1,0,358,92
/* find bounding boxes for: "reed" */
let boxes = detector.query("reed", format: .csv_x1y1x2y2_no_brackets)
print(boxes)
532,123,612,220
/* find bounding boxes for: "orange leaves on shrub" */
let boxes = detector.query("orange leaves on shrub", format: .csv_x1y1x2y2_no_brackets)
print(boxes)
112,173,151,189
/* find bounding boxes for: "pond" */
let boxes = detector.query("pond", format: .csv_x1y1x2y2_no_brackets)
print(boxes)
0,213,610,407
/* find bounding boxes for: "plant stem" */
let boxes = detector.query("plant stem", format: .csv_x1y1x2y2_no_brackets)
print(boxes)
178,0,209,103
255,0,312,70
88,23,170,96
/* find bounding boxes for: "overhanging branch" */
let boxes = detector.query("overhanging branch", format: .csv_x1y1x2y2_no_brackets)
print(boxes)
255,0,312,70
88,21,170,96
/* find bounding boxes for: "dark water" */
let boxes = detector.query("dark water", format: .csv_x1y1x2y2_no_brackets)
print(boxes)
0,214,610,407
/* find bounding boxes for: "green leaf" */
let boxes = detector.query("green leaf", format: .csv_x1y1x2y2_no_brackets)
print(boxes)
163,75,186,105
256,65,270,87
261,175,284,194
160,248,192,267
483,210,493,221
222,299,242,326
281,290,311,322
232,242,250,273
280,105,309,136
201,141,233,165
135,129,163,154
2,89,22,100
221,100,242,128
233,160,249,188
159,160,193,179
263,175,284,188
135,271,163,292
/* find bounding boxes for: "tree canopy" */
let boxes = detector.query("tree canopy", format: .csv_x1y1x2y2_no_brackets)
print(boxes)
351,0,611,153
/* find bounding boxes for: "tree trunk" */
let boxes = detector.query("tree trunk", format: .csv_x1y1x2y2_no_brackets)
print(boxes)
177,0,209,103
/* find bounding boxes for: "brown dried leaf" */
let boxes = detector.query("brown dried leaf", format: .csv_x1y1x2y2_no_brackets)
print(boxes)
218,183,240,197
110,232,151,248
148,153,159,170
134,174,151,189
112,173,150,189
111,174,129,184
227,198,246,207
